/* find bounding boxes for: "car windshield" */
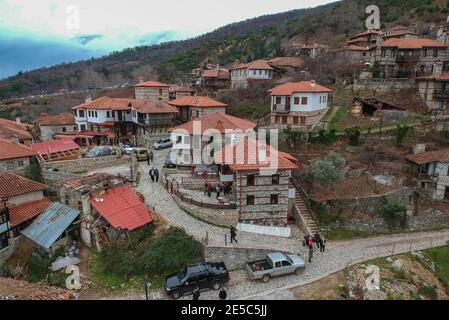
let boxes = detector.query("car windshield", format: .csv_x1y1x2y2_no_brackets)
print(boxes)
286,256,293,264
178,267,187,280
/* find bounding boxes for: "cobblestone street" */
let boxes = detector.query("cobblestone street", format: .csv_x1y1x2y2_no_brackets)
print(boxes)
133,149,449,301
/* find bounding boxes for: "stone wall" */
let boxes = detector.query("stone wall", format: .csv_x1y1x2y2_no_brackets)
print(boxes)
328,214,449,233
205,246,293,270
43,155,130,174
354,78,416,93
42,170,80,193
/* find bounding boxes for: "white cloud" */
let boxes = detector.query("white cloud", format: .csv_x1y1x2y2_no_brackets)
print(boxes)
0,0,335,49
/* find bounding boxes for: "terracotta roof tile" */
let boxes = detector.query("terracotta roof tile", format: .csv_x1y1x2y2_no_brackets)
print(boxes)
169,96,227,108
89,185,152,231
0,118,33,131
37,113,75,126
269,81,332,96
9,198,52,227
31,139,80,156
214,139,298,171
169,112,256,135
169,85,195,93
0,277,75,300
382,38,447,49
133,80,171,88
406,149,449,165
231,59,274,70
268,57,304,68
0,125,33,140
0,140,37,160
202,70,230,79
0,172,47,198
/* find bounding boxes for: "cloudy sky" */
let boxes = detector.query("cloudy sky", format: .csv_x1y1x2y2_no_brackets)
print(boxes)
0,0,334,78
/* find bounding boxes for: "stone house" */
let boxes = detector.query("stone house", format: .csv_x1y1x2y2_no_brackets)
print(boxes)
406,148,449,200
36,113,77,141
0,173,51,261
134,79,171,103
168,95,227,122
378,38,447,78
268,81,332,131
0,139,38,173
230,60,274,89
417,60,449,112
58,174,152,251
214,139,298,236
296,44,330,58
169,112,257,166
169,85,195,100
0,118,34,146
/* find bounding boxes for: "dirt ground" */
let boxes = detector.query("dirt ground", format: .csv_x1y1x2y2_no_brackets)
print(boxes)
289,272,345,300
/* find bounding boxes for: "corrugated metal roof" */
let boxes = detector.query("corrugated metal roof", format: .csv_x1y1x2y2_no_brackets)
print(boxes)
21,202,80,249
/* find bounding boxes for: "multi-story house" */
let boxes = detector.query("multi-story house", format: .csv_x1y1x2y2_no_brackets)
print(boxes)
417,60,449,112
230,60,274,89
169,85,195,100
406,148,449,200
36,113,77,141
214,139,298,236
191,66,230,91
0,173,51,261
169,112,256,166
168,96,227,122
296,44,330,58
134,79,171,103
379,38,448,78
268,81,332,131
0,139,37,173
0,118,34,146
73,96,178,146
383,26,418,40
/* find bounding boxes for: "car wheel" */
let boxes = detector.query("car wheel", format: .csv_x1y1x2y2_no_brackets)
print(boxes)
211,282,221,290
295,268,304,275
171,291,181,299
262,274,271,283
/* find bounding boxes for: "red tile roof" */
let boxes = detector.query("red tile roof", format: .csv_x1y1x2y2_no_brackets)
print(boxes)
0,125,33,141
0,172,47,198
347,37,368,43
169,96,227,108
89,185,152,231
383,30,418,39
169,85,195,93
406,149,449,165
72,97,177,114
169,112,256,135
351,29,383,38
37,113,75,126
9,198,52,227
416,71,449,81
0,140,37,160
268,57,304,68
133,80,171,88
132,100,179,114
231,59,274,70
202,70,230,79
347,45,370,51
382,38,447,49
32,139,80,156
214,139,298,172
0,118,33,131
269,81,332,96
72,96,131,111
298,44,330,49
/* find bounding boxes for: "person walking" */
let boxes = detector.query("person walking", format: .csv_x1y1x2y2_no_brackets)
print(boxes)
303,234,310,247
192,287,200,300
314,232,322,250
308,235,315,249
204,183,208,196
230,225,238,244
149,150,154,163
308,245,314,263
149,167,155,183
216,184,221,199
155,169,159,183
207,183,212,197
219,288,227,300
320,235,326,253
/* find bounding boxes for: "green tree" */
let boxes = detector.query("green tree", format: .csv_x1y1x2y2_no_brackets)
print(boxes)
396,124,409,145
283,125,301,149
23,161,43,183
382,199,406,230
310,152,347,187
345,127,361,146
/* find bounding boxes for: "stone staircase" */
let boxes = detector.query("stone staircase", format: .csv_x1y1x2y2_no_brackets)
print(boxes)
294,186,320,235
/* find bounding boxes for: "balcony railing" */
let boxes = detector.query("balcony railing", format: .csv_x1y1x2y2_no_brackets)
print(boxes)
395,55,419,63
433,89,449,100
272,104,290,113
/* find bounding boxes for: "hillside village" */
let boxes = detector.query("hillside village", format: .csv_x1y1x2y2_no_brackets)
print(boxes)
2,2,449,301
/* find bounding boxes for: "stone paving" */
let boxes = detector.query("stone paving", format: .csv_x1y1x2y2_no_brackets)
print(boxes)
133,149,449,301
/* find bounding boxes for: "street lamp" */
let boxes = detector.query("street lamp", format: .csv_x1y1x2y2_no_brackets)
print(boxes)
144,276,152,301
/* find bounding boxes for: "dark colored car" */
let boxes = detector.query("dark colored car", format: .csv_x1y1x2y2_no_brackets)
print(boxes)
165,262,230,299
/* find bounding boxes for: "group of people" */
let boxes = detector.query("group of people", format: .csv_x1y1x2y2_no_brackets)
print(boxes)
149,167,160,183
303,232,326,263
193,287,227,300
203,182,231,199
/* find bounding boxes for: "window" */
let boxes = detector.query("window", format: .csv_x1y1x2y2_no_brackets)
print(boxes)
381,49,386,57
293,116,299,125
301,97,308,105
275,261,282,268
275,97,282,104
319,96,322,103
80,124,86,131
106,111,111,118
281,260,291,267
6,162,14,170
272,175,280,185
62,127,67,132
246,195,255,205
282,116,288,124
176,136,182,144
270,194,278,204
74,127,77,131
159,88,163,96
247,175,255,186
17,160,24,168
78,201,83,212
294,97,300,104
275,116,281,124
434,49,438,58
0,231,8,250
259,70,262,75
88,110,91,117
423,49,427,57
95,111,98,118
78,110,85,117
0,211,8,224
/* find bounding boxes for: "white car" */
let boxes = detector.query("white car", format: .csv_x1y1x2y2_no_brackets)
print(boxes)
121,144,134,155
153,138,172,150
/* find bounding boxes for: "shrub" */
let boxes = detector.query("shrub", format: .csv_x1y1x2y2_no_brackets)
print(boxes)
345,127,361,146
382,199,406,229
396,124,409,145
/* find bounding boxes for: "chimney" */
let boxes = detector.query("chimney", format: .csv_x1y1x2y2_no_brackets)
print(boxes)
85,96,92,104
310,80,316,88
139,76,144,84
434,60,443,76
258,143,267,163
15,117,21,124
10,135,19,144
413,144,426,155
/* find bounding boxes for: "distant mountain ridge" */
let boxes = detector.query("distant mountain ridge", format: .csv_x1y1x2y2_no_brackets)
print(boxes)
0,0,447,99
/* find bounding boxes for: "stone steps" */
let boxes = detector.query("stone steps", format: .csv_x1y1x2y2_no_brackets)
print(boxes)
294,192,320,234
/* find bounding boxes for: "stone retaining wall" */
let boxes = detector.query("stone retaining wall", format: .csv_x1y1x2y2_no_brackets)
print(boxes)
43,155,130,174
328,214,449,233
205,246,293,271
